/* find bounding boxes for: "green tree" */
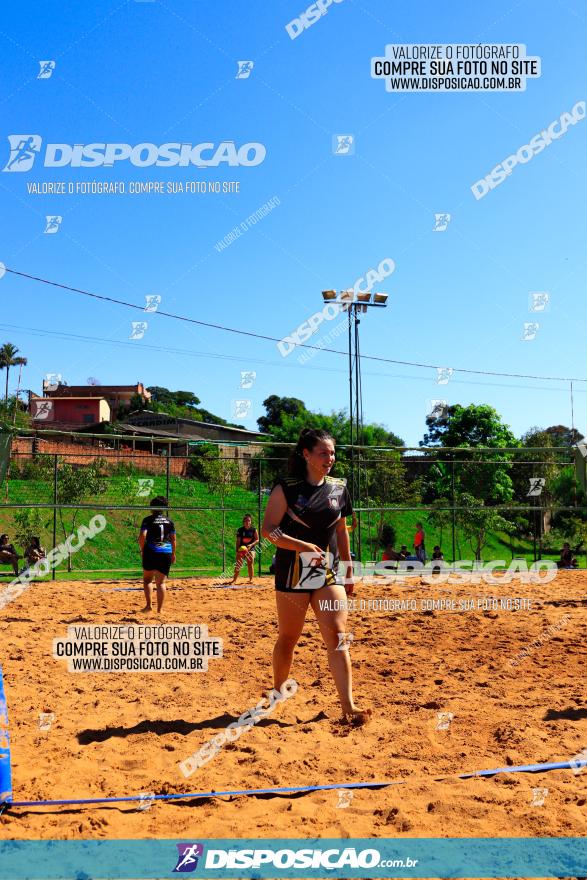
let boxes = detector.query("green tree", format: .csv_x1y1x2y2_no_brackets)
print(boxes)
544,425,584,447
146,386,233,426
127,392,147,414
13,508,50,552
0,343,27,403
257,395,307,434
362,450,417,548
0,395,31,431
511,428,563,535
455,493,515,561
427,500,453,554
513,428,559,491
189,443,218,481
173,391,201,409
147,386,175,406
421,404,518,503
56,460,108,570
359,422,404,448
200,452,244,570
257,395,404,447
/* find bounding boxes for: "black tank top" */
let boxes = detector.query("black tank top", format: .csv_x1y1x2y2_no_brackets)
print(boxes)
273,475,352,589
236,526,256,547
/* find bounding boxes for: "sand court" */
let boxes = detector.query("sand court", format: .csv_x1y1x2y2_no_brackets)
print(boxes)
0,571,585,840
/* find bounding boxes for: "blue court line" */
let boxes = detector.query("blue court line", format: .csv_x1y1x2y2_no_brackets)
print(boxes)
101,584,268,591
101,587,187,592
3,759,586,809
212,584,267,589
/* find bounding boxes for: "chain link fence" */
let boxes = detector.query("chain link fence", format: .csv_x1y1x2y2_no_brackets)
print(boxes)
0,440,584,580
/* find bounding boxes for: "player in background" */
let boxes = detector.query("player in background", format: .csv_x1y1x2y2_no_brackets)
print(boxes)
138,496,176,614
230,514,259,585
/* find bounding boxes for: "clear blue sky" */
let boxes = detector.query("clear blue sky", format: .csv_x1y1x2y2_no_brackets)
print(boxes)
1,0,585,446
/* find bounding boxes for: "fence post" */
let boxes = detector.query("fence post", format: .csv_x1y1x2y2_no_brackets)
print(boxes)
451,457,456,563
52,454,58,581
221,509,226,572
257,459,262,577
533,496,538,563
166,452,170,502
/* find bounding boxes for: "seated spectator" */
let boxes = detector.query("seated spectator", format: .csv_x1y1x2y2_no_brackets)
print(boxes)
399,545,409,560
24,536,46,568
382,544,401,562
557,542,578,569
0,534,19,576
431,545,445,575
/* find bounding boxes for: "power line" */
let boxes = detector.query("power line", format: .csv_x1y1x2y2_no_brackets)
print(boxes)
3,321,583,398
5,265,587,384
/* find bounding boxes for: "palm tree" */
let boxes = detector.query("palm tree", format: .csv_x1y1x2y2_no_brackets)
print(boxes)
12,356,28,424
0,343,26,402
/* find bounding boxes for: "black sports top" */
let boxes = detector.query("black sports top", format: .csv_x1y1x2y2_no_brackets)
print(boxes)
140,513,175,554
273,475,353,590
236,526,257,547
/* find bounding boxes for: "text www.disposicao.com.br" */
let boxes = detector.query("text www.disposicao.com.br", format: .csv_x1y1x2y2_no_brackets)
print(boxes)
70,657,199,671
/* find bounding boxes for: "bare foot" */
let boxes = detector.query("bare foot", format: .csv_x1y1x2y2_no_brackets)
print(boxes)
139,605,152,613
343,707,372,727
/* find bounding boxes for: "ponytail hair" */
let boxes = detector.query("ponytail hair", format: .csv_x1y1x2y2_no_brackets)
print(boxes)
288,428,335,478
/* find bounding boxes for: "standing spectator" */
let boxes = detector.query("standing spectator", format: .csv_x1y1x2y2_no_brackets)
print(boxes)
414,522,426,563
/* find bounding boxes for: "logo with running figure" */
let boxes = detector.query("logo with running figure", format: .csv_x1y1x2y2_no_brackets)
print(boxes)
297,550,335,590
3,135,42,172
37,60,56,79
173,843,204,872
236,60,254,79
333,134,355,155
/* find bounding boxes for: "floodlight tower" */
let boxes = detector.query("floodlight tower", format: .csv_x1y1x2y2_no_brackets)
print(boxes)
321,289,388,560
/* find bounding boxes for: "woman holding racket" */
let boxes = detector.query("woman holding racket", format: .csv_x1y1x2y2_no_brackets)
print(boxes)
262,428,370,724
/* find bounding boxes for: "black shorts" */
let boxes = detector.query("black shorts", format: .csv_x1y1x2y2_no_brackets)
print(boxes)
142,550,172,576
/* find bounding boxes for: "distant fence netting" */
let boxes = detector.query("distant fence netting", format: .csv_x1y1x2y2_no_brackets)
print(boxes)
0,434,584,579
0,434,12,487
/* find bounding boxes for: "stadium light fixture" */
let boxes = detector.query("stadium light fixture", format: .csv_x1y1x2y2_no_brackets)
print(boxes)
339,289,354,311
356,291,371,313
317,285,389,561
